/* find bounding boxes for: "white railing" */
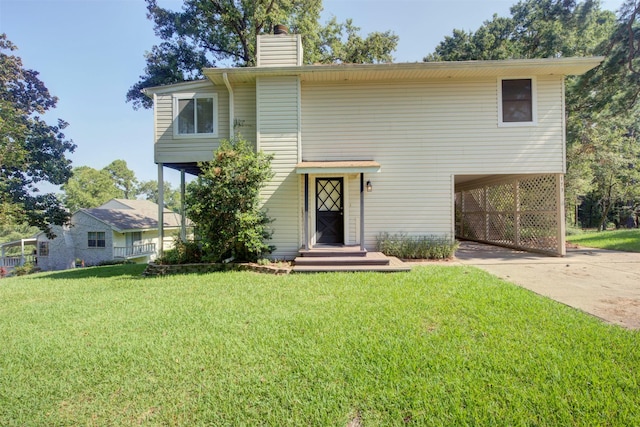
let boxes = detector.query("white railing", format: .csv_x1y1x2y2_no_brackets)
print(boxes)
113,243,156,259
1,255,37,268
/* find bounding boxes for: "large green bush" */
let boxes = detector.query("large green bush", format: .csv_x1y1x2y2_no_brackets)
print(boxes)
185,138,275,263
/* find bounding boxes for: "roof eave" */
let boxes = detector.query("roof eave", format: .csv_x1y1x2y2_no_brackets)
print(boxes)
203,57,604,85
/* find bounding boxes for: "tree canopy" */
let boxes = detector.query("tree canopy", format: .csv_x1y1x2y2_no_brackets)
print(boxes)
62,166,122,212
0,34,76,237
127,0,398,109
425,0,640,229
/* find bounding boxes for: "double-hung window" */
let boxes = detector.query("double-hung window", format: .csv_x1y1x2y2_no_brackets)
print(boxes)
173,93,218,138
38,241,49,257
498,78,537,126
88,231,106,248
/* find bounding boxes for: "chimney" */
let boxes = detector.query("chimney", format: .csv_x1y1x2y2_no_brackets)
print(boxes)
274,24,289,35
256,29,302,67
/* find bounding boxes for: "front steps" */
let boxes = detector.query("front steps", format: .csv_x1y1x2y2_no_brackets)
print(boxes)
293,246,410,273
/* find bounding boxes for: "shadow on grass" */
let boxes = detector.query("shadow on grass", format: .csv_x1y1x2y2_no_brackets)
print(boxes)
23,264,148,281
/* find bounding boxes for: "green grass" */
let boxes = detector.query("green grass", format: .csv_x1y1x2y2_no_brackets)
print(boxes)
567,228,640,252
1,264,638,425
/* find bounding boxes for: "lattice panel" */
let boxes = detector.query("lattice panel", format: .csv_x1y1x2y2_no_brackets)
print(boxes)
487,183,514,212
463,188,484,212
455,174,562,255
519,175,557,211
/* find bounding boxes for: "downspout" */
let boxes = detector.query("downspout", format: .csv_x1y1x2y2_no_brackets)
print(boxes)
223,73,234,139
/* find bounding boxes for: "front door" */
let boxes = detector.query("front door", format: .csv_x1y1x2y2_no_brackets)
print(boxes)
316,178,344,244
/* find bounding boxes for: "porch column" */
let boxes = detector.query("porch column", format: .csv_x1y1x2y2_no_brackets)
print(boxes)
304,174,309,250
157,163,165,258
20,239,25,266
556,173,566,256
360,173,365,251
180,169,186,241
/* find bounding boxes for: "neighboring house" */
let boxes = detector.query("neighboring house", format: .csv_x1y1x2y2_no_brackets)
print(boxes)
144,30,602,259
0,199,186,272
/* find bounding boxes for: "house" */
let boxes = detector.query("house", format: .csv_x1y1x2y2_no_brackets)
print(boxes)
1,199,186,272
144,30,602,260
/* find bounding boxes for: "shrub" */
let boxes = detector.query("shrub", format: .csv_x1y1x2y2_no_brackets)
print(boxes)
565,224,584,236
156,239,203,265
186,138,275,263
13,262,35,276
376,233,459,260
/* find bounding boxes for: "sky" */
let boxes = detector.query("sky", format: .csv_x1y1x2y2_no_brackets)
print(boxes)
0,0,626,189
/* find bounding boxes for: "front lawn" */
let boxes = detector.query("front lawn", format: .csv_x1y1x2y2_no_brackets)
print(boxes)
1,265,638,425
567,228,640,252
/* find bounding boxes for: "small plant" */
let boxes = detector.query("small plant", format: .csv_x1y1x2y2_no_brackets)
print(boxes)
257,258,271,266
376,233,459,260
0,266,7,279
156,239,203,265
13,262,35,276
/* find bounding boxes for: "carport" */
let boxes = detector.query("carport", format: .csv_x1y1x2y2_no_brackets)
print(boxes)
455,173,565,256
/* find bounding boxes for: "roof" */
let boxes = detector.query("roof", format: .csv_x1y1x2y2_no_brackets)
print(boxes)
141,57,604,95
201,57,604,86
78,199,187,233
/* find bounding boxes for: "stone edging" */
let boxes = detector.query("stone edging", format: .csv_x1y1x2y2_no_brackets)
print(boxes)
143,262,291,277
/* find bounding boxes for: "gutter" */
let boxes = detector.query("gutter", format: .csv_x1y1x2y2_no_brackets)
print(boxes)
223,72,234,139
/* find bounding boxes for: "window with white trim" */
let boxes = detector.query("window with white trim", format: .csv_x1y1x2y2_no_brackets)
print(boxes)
173,93,218,138
88,231,106,248
498,78,537,126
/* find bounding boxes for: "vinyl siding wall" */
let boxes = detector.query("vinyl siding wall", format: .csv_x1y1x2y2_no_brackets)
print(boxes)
154,85,230,164
301,76,565,248
257,76,300,258
233,83,257,147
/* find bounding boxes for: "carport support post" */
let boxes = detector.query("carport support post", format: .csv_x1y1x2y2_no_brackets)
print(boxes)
180,169,186,241
556,174,566,256
304,174,309,250
157,163,164,259
514,180,520,247
360,173,365,252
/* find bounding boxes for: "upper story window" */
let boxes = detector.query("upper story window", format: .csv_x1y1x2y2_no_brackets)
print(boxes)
498,78,537,127
173,93,218,138
88,231,106,248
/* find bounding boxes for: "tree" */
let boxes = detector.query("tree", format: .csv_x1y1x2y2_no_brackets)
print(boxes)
127,0,398,109
0,34,76,237
138,179,182,212
425,0,614,61
186,138,274,262
62,166,121,211
104,159,138,199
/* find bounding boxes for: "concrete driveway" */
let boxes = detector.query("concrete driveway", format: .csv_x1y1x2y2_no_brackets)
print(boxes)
452,241,640,329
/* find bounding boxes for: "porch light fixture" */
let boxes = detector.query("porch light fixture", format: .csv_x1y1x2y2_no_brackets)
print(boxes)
366,180,373,192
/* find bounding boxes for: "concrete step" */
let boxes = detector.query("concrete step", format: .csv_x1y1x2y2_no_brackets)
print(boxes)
294,255,389,267
292,256,410,273
298,248,367,258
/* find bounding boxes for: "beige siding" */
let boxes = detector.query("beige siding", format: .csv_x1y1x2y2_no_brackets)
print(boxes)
233,83,257,146
257,76,300,258
301,76,565,247
154,85,230,164
257,35,301,67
